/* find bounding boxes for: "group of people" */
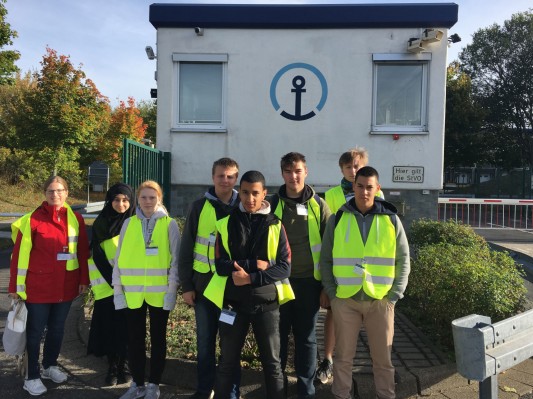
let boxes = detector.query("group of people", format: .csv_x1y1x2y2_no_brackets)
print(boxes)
8,146,410,399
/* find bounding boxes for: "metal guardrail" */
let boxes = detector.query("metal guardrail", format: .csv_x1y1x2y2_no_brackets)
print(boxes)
452,309,533,399
438,198,533,229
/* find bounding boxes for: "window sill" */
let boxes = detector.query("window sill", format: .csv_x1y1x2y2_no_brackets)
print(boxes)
171,127,227,133
370,130,429,135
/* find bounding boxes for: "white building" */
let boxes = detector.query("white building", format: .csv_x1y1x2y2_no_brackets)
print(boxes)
149,1,458,228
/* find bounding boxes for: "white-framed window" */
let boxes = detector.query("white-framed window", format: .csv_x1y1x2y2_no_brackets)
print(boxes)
172,53,228,132
371,53,430,134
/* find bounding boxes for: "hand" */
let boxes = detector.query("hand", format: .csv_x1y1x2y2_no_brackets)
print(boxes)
79,285,89,295
182,290,196,306
163,292,177,311
114,293,127,310
8,293,20,300
320,289,331,309
232,262,251,286
256,260,269,271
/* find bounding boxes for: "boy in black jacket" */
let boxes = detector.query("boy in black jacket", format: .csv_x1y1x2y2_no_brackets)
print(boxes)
205,170,292,399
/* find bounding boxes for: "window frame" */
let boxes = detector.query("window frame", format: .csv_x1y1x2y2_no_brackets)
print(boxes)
371,53,431,135
171,53,228,133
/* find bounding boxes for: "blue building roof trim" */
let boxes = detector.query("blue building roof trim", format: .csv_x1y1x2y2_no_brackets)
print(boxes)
149,3,458,29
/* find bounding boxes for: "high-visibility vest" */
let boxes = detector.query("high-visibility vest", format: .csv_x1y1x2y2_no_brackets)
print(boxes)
326,185,385,214
332,212,396,299
274,196,322,280
117,216,171,309
11,203,80,300
192,200,217,273
203,216,295,309
89,236,119,300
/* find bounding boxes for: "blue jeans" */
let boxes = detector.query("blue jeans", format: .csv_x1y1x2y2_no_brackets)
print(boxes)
280,277,322,398
215,307,284,399
195,295,240,398
26,301,72,380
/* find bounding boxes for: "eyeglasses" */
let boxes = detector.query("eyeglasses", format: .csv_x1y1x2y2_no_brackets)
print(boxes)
46,189,66,195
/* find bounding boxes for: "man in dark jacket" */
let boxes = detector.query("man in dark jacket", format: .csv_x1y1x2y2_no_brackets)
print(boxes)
178,157,241,399
206,170,292,399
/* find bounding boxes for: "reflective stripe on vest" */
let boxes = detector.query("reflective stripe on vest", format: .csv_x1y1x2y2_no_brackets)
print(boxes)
332,212,396,299
117,216,171,309
325,186,345,214
11,204,80,300
203,216,295,309
193,201,217,273
89,236,119,300
274,197,322,280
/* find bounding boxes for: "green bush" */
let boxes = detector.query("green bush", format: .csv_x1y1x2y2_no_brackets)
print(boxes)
404,219,527,351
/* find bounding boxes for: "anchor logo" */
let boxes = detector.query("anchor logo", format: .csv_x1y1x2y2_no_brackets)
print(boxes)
270,63,328,121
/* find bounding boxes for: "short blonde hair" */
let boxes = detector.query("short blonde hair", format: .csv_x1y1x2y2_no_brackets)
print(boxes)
338,147,368,168
43,176,69,192
137,180,163,203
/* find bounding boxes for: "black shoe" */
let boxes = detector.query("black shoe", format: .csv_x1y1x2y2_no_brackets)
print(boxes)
104,365,118,386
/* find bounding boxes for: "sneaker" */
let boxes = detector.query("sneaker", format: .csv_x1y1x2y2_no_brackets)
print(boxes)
145,383,160,399
316,358,333,384
23,378,47,396
42,366,68,383
119,382,146,399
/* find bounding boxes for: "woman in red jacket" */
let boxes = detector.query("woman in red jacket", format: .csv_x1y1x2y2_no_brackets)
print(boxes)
9,175,90,396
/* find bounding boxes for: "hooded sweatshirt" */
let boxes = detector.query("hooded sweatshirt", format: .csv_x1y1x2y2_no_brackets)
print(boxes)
320,197,410,304
112,205,181,295
214,201,291,313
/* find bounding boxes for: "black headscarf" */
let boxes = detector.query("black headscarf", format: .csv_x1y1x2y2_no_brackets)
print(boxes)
91,183,135,286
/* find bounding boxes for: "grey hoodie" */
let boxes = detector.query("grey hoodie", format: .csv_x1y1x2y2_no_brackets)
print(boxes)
113,205,181,296
320,198,410,304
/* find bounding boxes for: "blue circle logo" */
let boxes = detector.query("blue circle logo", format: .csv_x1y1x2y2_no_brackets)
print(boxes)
270,63,328,121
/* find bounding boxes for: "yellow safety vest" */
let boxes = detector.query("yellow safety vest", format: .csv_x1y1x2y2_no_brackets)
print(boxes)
11,204,80,300
89,236,119,300
325,186,345,214
192,201,217,273
274,197,322,280
203,216,295,309
332,212,396,299
117,216,172,309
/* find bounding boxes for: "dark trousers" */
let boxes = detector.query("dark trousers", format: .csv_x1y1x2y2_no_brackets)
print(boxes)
215,308,284,399
280,277,322,398
126,301,169,386
26,301,72,380
195,295,240,398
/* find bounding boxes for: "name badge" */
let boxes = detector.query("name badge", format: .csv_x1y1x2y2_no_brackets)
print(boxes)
296,204,308,216
219,308,237,325
57,252,71,261
146,247,159,256
353,264,365,275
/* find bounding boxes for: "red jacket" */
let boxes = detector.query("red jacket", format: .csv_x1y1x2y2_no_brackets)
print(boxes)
9,202,90,303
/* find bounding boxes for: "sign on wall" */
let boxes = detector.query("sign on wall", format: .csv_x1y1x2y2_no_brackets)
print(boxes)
270,63,328,121
392,166,424,183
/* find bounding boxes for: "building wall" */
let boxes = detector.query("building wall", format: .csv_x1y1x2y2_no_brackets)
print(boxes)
156,25,449,224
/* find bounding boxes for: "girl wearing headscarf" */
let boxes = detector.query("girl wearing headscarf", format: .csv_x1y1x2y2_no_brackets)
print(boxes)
87,183,135,386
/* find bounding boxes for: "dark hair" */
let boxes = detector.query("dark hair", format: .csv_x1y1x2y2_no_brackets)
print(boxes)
43,175,68,192
280,152,306,171
355,166,379,181
240,170,266,187
338,147,368,168
212,157,239,176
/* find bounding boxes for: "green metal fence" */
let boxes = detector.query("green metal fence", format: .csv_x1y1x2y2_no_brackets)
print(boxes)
122,138,172,209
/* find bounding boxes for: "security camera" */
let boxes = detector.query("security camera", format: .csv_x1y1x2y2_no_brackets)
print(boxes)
422,29,444,43
145,46,156,60
407,38,425,53
194,27,204,36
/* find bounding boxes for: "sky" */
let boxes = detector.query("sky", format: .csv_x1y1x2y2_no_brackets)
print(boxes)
4,0,533,107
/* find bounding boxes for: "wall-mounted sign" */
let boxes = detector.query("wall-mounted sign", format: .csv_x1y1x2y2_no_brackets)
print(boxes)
270,63,328,121
393,166,424,183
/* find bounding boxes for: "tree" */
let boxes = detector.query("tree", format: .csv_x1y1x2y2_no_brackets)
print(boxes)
137,99,157,143
0,0,20,85
444,62,486,167
459,10,533,167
